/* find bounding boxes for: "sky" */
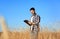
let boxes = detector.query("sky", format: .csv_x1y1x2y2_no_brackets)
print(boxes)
0,0,60,31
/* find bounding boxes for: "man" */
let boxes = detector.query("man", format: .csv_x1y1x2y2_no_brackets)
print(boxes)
24,7,40,39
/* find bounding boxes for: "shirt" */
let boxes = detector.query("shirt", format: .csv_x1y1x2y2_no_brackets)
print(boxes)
30,14,40,31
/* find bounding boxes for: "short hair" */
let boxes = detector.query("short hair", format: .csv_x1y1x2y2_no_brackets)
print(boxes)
30,7,35,11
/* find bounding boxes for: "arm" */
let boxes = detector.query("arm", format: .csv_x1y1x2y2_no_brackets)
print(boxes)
24,15,40,26
29,15,40,25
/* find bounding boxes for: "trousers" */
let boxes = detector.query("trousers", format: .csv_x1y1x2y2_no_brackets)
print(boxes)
30,26,39,39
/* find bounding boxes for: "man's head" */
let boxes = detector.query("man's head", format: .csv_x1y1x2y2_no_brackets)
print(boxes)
30,7,35,15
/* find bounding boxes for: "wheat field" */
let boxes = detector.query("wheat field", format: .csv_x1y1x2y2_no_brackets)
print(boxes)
0,31,60,39
0,17,60,39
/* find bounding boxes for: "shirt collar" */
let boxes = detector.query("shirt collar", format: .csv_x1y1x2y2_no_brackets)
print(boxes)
32,13,36,16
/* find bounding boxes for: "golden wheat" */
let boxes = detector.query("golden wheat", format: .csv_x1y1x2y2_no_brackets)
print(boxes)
0,31,60,39
0,16,60,39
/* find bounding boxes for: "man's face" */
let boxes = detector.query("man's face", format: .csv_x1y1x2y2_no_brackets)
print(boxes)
30,10,35,14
